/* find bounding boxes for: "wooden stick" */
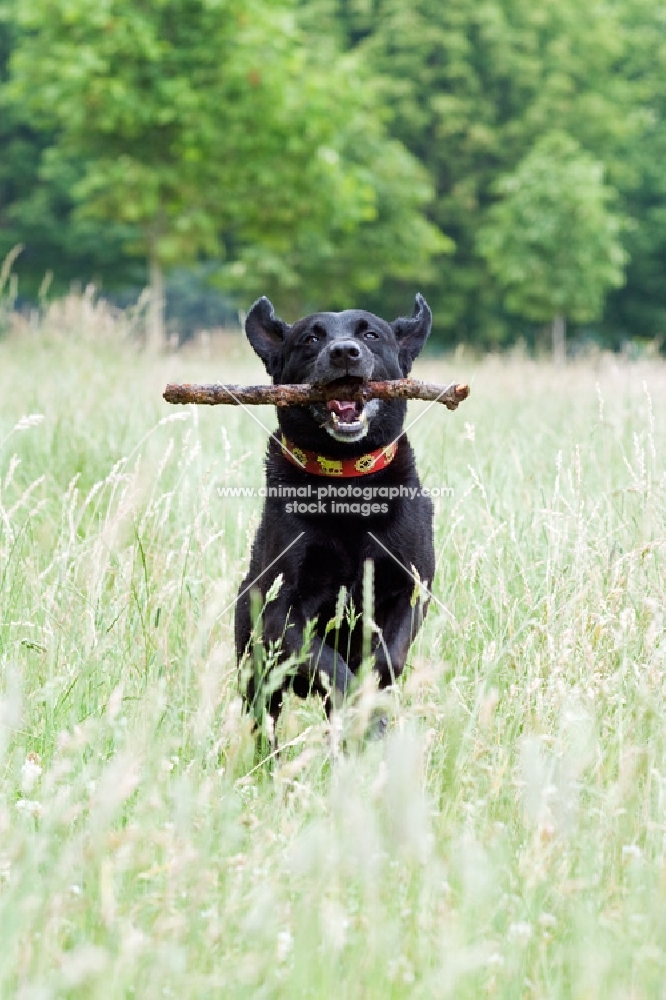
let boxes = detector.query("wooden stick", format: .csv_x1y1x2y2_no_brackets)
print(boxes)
163,379,470,411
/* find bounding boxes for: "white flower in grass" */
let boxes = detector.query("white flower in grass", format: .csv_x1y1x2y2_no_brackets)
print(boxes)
463,422,475,442
618,607,636,637
402,964,415,985
388,956,415,984
60,944,108,987
16,798,42,819
14,414,45,431
276,929,293,963
21,753,42,794
321,898,349,953
508,922,532,945
622,844,642,862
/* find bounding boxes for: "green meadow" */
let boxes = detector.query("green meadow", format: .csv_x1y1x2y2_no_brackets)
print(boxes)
1,299,665,998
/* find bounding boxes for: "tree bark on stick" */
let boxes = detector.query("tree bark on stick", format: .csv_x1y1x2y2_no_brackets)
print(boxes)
163,379,470,411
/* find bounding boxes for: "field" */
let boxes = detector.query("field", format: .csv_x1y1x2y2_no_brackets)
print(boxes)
1,297,666,998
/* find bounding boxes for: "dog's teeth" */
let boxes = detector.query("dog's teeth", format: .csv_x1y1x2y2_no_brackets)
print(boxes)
323,403,369,441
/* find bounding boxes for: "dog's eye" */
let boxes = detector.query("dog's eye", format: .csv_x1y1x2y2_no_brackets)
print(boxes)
303,323,325,345
364,330,379,340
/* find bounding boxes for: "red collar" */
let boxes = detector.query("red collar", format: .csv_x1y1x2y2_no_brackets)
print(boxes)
280,434,397,477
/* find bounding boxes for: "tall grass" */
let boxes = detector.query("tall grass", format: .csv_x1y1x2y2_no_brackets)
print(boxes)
1,298,665,997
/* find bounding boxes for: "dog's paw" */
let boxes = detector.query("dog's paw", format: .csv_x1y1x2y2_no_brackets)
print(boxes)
365,712,389,741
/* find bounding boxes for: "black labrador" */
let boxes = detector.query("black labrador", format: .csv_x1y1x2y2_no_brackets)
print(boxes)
234,294,435,734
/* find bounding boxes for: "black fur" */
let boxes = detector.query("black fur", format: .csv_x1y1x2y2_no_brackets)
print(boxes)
235,295,435,730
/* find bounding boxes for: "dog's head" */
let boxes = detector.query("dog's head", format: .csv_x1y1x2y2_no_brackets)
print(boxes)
245,295,432,450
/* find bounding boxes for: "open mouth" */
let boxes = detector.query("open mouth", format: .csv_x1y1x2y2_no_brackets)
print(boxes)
321,376,369,442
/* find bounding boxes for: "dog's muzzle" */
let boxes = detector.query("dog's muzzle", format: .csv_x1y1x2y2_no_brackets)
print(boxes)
311,341,376,442
309,376,380,443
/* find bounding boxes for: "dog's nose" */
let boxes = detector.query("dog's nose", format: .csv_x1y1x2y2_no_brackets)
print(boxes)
329,341,362,367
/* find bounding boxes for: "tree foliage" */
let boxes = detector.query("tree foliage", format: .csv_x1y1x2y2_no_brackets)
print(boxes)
477,133,627,324
323,0,638,341
0,17,138,296
4,0,444,342
602,0,666,340
2,0,666,346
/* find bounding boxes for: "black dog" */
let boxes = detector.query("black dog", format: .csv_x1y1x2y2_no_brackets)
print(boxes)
234,294,435,733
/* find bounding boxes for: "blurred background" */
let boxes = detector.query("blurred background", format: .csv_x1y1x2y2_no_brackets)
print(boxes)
1,0,665,356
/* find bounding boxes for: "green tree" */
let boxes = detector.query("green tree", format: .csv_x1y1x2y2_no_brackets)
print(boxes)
7,0,444,345
323,0,636,344
477,133,627,360
218,81,450,316
601,0,666,343
0,16,138,297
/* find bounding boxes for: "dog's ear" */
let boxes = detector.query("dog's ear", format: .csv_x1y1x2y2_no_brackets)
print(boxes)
245,297,290,377
390,294,432,374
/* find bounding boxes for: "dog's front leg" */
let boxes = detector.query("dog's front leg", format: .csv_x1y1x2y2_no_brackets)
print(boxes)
371,591,429,689
260,598,356,713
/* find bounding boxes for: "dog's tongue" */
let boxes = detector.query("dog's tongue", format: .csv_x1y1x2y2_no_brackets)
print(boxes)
327,399,358,423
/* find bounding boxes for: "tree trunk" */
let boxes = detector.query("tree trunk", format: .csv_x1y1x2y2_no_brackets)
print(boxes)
552,314,566,365
146,241,166,353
